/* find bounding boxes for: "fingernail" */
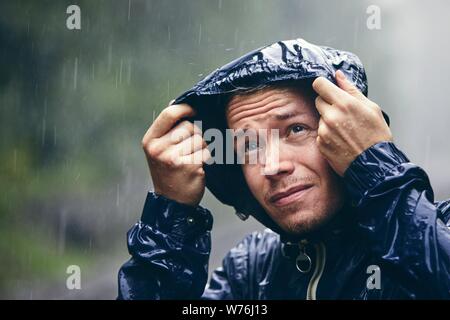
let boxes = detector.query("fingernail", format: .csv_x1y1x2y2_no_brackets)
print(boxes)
336,70,345,80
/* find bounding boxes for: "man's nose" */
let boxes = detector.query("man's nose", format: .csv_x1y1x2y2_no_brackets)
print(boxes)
261,144,295,178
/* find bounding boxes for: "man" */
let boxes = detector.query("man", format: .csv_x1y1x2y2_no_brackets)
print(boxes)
118,39,450,299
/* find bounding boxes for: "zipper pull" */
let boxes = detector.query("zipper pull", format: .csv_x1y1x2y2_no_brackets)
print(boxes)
296,240,312,273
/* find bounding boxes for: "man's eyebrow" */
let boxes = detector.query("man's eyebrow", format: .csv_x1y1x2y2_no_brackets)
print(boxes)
233,126,254,139
274,110,305,121
232,110,306,138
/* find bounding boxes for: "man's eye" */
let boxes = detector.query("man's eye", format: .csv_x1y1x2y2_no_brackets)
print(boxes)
245,141,259,153
288,124,306,135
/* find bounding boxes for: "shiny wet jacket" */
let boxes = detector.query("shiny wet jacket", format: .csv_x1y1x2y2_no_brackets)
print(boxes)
117,39,450,299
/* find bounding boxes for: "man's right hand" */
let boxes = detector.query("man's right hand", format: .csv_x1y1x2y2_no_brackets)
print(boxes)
141,103,211,207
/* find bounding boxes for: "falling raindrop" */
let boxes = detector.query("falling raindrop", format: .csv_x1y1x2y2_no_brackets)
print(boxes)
424,135,431,169
127,59,132,85
42,98,47,146
115,67,119,88
116,183,120,207
61,62,66,89
108,43,113,73
13,149,17,173
167,80,170,99
58,209,67,255
353,18,360,48
128,0,132,21
41,117,46,146
91,62,96,81
73,57,78,90
234,28,239,47
119,58,123,85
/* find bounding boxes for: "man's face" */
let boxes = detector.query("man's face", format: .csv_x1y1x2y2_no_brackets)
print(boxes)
226,85,345,235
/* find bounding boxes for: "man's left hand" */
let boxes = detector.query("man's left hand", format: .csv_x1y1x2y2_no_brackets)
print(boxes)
312,70,393,176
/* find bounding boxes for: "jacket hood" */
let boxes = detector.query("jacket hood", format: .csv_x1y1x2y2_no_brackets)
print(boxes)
172,38,389,239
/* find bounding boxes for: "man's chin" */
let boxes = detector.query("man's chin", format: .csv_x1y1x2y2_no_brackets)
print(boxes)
276,209,331,236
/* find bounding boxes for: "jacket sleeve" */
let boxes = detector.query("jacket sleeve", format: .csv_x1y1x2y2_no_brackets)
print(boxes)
117,192,213,300
201,257,235,300
344,141,450,298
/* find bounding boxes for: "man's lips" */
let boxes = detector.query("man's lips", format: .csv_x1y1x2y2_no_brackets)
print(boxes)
269,184,314,207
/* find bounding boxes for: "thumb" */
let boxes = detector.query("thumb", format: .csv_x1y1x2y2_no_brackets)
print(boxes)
335,70,366,101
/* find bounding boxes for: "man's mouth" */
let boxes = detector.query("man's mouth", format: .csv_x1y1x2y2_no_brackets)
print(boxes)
269,184,314,207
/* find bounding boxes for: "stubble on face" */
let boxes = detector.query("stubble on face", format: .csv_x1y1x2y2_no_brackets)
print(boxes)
226,85,345,236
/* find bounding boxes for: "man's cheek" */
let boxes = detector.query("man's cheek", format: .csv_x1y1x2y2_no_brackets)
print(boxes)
295,140,324,165
243,167,263,198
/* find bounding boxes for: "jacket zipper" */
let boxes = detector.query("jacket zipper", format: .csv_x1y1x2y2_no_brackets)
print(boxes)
305,242,326,300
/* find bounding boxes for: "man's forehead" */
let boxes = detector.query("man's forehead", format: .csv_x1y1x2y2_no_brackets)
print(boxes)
225,85,315,127
227,86,294,111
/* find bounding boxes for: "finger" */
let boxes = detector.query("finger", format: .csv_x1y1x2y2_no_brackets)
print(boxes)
314,96,332,116
335,70,367,101
171,134,206,157
202,147,212,164
312,76,350,105
145,121,196,154
317,117,328,141
142,100,177,146
316,135,326,153
149,120,202,158
162,120,201,146
146,104,196,140
316,134,332,154
179,147,211,165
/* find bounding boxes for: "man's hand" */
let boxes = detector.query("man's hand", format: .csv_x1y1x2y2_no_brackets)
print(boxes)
141,102,211,207
312,70,393,176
